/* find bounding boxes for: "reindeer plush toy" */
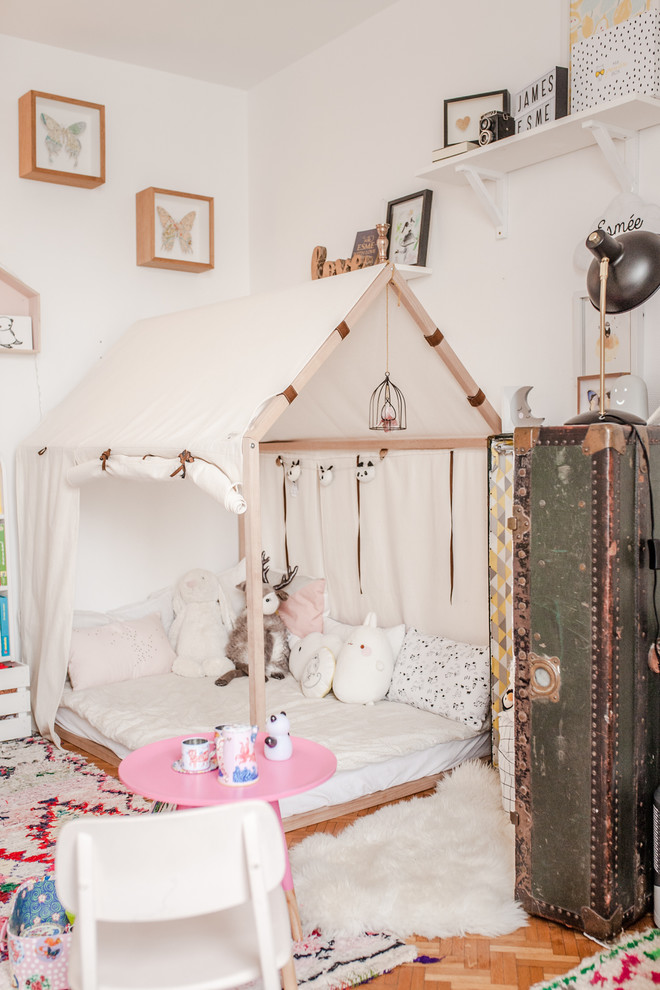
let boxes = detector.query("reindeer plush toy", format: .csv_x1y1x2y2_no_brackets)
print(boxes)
215,553,297,686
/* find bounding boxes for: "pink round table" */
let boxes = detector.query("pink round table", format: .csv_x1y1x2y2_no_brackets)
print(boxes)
119,731,336,939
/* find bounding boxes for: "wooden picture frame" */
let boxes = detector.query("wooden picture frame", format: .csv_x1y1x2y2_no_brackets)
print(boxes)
574,292,641,377
19,91,105,188
136,187,214,273
386,190,433,268
443,89,510,146
577,373,623,415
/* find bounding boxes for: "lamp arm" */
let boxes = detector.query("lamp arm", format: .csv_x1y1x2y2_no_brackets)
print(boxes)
598,256,609,418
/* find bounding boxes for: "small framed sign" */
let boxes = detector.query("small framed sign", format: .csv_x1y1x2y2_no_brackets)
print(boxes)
0,316,35,353
577,373,623,415
574,291,642,378
444,90,510,146
513,67,568,133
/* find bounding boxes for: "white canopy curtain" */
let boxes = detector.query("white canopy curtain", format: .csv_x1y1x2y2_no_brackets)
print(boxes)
16,262,500,741
18,446,249,744
259,448,490,645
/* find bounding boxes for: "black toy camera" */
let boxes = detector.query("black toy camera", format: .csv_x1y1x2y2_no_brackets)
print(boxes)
478,110,515,146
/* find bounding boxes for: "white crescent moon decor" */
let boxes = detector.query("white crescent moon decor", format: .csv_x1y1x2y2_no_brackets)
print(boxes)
509,386,545,429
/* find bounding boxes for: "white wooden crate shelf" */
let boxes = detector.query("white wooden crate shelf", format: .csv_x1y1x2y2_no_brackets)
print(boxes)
0,661,32,741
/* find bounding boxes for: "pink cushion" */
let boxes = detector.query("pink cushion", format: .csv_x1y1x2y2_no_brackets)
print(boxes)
68,613,176,691
278,579,325,638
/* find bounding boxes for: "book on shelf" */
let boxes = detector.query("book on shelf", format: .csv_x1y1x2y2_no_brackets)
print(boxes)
351,229,379,265
431,140,479,162
0,594,9,657
0,658,20,671
0,519,5,586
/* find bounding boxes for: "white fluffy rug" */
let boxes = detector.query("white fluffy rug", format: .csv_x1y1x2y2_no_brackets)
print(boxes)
290,759,527,939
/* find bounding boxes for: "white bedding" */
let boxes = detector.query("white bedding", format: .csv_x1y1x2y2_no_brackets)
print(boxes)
57,672,490,819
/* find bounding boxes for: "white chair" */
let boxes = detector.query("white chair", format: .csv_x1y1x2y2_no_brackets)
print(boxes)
55,800,298,990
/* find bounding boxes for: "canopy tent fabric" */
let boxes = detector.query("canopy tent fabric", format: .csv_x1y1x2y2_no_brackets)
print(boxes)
67,453,248,514
22,264,393,466
16,263,501,742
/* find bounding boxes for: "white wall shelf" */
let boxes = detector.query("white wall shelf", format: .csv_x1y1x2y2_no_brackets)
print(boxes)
397,264,431,279
0,662,31,742
416,95,660,238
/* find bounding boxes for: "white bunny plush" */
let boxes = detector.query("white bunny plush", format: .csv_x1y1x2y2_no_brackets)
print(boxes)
332,612,395,704
168,568,235,678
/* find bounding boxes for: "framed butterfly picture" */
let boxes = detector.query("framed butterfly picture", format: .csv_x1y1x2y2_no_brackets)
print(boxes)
136,187,214,273
18,91,105,187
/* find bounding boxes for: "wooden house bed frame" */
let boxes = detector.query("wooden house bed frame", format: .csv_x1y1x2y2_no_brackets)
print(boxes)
45,263,500,828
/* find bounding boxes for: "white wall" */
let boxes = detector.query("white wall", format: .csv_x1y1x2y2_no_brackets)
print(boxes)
248,0,660,430
1,34,249,629
6,0,660,650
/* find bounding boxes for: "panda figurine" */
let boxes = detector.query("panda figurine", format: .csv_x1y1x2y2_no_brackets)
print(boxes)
264,711,293,761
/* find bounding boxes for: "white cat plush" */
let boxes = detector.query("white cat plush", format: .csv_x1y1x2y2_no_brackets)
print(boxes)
332,613,394,705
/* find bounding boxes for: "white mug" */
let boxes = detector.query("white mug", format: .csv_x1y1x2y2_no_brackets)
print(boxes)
216,724,259,786
181,737,212,772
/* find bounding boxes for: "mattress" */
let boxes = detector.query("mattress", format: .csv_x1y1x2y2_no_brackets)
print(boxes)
57,673,490,819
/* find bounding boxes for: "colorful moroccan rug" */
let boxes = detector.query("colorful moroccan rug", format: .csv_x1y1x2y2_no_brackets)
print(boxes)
290,931,417,989
0,736,419,990
531,928,660,989
0,735,152,912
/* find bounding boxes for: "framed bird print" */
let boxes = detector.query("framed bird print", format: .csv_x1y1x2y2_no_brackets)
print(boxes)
18,91,105,188
136,187,214,272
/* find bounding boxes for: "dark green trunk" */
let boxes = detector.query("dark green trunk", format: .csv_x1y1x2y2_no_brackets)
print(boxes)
512,424,660,939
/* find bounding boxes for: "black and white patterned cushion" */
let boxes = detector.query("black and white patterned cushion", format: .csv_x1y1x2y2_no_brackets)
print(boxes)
386,627,490,730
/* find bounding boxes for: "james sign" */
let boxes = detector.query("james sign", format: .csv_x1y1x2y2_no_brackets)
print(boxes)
513,67,568,133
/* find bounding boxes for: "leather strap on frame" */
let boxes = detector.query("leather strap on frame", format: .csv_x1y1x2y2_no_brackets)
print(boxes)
467,389,485,407
276,456,291,570
282,385,297,404
449,450,454,603
336,321,350,339
425,328,444,347
356,455,362,595
171,449,194,478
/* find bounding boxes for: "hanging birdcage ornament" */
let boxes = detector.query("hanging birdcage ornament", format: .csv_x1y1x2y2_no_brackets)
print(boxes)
369,373,407,431
369,284,407,431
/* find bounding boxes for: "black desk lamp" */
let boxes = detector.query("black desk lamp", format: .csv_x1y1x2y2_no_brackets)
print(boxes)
566,227,660,425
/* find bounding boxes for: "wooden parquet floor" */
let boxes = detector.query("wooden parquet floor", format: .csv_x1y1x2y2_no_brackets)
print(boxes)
348,916,653,990
63,741,656,990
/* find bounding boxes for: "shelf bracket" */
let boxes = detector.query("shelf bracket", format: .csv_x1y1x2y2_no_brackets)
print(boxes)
455,165,508,239
582,120,639,193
